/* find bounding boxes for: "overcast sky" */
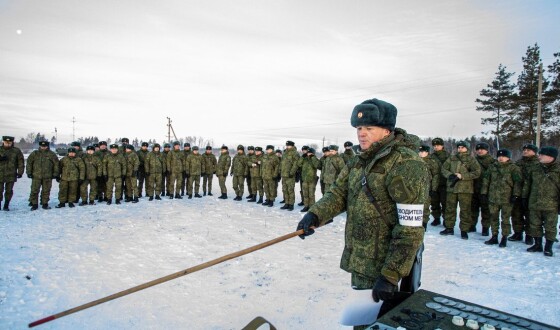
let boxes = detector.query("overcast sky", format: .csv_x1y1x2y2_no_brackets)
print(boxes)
0,0,559,148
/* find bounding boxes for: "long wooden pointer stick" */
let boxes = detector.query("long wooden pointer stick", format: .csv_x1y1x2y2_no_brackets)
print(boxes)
29,228,311,328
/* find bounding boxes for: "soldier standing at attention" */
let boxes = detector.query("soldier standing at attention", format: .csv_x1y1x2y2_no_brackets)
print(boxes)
246,146,256,200
261,145,280,207
322,145,345,195
429,138,449,226
418,145,440,229
280,141,300,211
136,142,150,198
56,147,85,208
95,141,109,202
318,146,330,195
296,145,309,206
523,146,559,257
299,147,320,212
70,141,85,159
297,98,428,321
0,136,24,211
124,145,140,203
341,141,355,164
167,141,185,199
202,146,217,196
230,145,249,201
185,146,204,198
161,143,171,197
472,142,495,235
248,147,264,203
217,145,231,199
181,143,192,196
79,146,101,206
510,144,540,245
145,143,165,201
480,149,522,248
26,141,59,210
440,141,481,239
103,144,126,205
275,149,282,194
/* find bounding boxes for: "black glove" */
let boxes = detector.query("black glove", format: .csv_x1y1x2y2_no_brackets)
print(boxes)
55,176,61,183
78,179,84,186
448,174,460,187
0,155,8,161
297,212,319,239
104,175,109,182
27,174,33,179
521,198,529,210
372,276,397,303
230,173,233,177
479,194,488,204
510,195,519,204
17,174,23,178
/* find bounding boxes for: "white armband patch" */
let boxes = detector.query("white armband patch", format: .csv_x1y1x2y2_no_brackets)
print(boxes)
396,203,424,227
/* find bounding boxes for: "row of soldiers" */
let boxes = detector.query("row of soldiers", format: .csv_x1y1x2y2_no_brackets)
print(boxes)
418,138,559,257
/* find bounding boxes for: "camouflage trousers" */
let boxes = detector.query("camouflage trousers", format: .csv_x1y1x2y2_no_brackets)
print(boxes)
181,174,188,195
246,175,253,195
529,210,558,241
125,176,138,198
187,174,201,196
232,175,245,197
169,172,183,196
0,181,15,202
302,180,317,207
488,202,513,237
162,172,171,195
511,200,530,234
217,175,228,194
29,178,53,205
281,177,296,205
250,176,263,198
147,173,163,197
137,169,147,196
202,174,213,194
58,180,79,203
80,179,98,202
263,179,277,201
444,192,473,232
471,193,491,229
106,177,123,201
430,185,447,221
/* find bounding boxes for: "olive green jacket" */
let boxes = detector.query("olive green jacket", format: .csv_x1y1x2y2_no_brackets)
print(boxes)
429,149,449,188
441,152,481,193
217,153,231,177
145,151,166,175
26,149,60,179
202,153,217,175
481,161,522,205
124,152,140,177
60,156,85,181
280,148,300,178
322,154,346,185
103,153,126,178
522,161,560,211
261,153,280,180
231,153,249,176
185,153,204,176
0,146,24,183
82,154,102,180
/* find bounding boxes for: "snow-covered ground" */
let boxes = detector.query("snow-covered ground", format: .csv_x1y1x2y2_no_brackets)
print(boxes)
1,175,559,329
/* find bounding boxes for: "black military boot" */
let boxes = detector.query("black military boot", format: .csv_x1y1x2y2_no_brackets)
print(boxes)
461,231,469,240
79,201,88,206
98,196,104,203
149,196,154,201
263,199,269,206
256,196,263,204
246,194,253,199
218,193,227,199
430,218,441,226
279,200,285,204
88,201,95,205
203,191,206,196
30,204,39,211
208,193,213,196
508,232,523,241
115,199,121,205
181,191,185,196
195,193,202,198
175,193,182,199
481,227,489,236
301,206,309,212
124,196,131,202
484,235,498,245
287,204,294,211
68,202,75,207
155,195,161,200
439,228,454,236
55,203,65,208
544,240,554,257
42,203,51,209
188,195,193,199
268,200,274,207
132,197,139,203
297,201,305,206
107,200,112,205
169,195,174,199
248,196,256,202
527,237,543,252
525,235,534,245
2,200,10,211
28,202,33,207
280,203,289,210
499,236,507,248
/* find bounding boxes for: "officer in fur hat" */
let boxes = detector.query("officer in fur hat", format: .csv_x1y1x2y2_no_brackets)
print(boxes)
429,137,449,226
202,146,217,196
0,136,24,211
280,141,300,210
230,145,248,201
472,142,495,235
217,146,231,199
26,141,59,210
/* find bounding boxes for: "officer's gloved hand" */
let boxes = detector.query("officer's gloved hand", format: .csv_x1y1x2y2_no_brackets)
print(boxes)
55,176,61,183
371,276,397,303
521,198,529,210
297,212,319,239
510,195,519,204
230,173,233,177
27,174,33,179
17,174,23,178
480,194,488,204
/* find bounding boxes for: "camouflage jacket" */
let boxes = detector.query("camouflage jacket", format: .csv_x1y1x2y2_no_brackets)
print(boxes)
318,156,327,181
185,153,204,176
82,153,102,180
281,148,300,178
522,161,560,211
261,153,280,180
309,128,428,286
136,149,149,171
217,153,231,177
0,146,24,183
323,154,346,185
481,160,522,205
145,151,166,175
441,152,481,193
429,149,449,187
515,156,540,187
421,156,440,192
248,154,263,178
202,153,217,175
167,150,185,175
59,156,85,181
26,149,60,179
103,153,126,178
298,154,320,182
341,148,355,164
124,152,140,177
474,154,495,193
231,153,249,176
94,149,109,162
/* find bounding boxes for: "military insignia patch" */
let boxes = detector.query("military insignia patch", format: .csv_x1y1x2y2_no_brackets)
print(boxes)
358,112,363,118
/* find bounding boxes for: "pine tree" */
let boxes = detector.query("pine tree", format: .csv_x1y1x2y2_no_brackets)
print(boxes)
475,64,516,144
545,52,560,135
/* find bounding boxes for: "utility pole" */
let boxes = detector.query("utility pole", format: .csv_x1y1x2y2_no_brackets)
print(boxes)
54,127,58,146
322,136,325,148
72,117,76,141
166,117,179,143
536,63,543,148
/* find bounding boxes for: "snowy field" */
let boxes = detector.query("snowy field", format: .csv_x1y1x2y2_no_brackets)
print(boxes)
1,175,559,329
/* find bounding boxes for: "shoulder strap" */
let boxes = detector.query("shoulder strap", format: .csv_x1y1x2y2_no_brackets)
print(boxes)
361,167,392,228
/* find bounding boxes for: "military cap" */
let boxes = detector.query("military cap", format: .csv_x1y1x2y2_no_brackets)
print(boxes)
163,143,171,148
237,144,245,150
109,144,118,149
247,146,255,150
456,141,470,150
121,137,129,143
539,146,558,160
99,141,107,146
302,145,309,151
329,145,339,151
70,141,81,147
308,147,316,154
39,141,50,147
255,146,263,152
86,146,95,151
67,147,77,153
192,146,199,151
221,145,228,150
125,144,135,150
351,98,397,130
322,146,329,153
173,141,180,146
419,145,430,152
2,136,14,142
432,138,444,146
496,149,511,158
286,140,295,147
206,146,212,150
184,143,191,147
475,142,489,151
275,149,282,154
93,143,99,148
153,143,161,149
266,145,274,151
141,142,149,147
344,141,353,147
522,144,538,153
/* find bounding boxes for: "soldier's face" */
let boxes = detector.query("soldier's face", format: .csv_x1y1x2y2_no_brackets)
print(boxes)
419,151,429,158
40,146,48,150
87,150,94,155
95,147,100,151
476,149,488,156
2,141,10,147
237,150,243,154
433,145,443,151
154,147,160,152
538,154,555,164
267,149,273,154
193,150,199,154
221,149,227,154
457,146,468,153
498,156,509,163
68,152,76,158
100,145,107,150
111,148,118,154
174,145,180,151
141,146,147,150
206,150,212,154
356,126,390,150
522,149,535,157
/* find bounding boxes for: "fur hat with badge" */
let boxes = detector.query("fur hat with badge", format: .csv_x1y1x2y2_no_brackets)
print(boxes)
351,98,397,131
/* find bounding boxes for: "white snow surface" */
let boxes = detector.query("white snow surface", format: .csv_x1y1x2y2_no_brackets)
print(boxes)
1,176,559,329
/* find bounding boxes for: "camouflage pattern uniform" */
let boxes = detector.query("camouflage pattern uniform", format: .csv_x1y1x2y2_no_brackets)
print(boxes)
323,148,346,194
136,143,150,197
298,150,320,209
167,144,185,198
230,146,249,199
261,147,280,204
511,154,540,238
80,151,102,204
161,145,171,196
472,152,495,232
341,146,355,164
124,148,140,201
185,148,204,197
202,147,217,196
217,147,231,196
281,144,300,208
103,150,126,202
429,145,449,224
181,144,192,195
0,138,24,210
318,147,329,195
309,129,428,290
94,144,109,201
246,147,256,198
26,145,60,207
248,149,264,202
58,153,85,204
145,145,166,198
419,150,440,227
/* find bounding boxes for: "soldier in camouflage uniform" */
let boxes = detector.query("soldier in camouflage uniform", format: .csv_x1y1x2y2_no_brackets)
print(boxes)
103,144,126,205
145,144,166,201
480,149,522,248
341,141,355,164
298,99,428,320
246,146,256,199
471,142,495,235
523,146,559,257
70,141,85,159
440,141,482,239
136,142,150,198
280,141,300,211
161,143,171,196
248,147,264,203
217,146,231,199
418,145,440,229
79,146,101,206
429,138,449,226
202,146,217,196
185,146,204,198
181,143,192,196
26,141,59,210
166,141,185,199
95,141,109,202
296,145,309,206
319,146,330,195
94,144,100,152
323,145,346,194
124,145,140,203
261,145,280,207
0,136,25,211
510,144,540,244
230,145,248,201
56,147,85,208
275,149,282,194
297,147,320,212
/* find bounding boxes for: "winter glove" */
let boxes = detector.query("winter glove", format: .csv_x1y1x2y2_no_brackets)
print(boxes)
372,276,397,303
297,212,319,239
0,155,8,161
27,174,33,179
55,176,61,183
230,172,233,177
479,194,488,204
17,174,23,178
521,198,529,211
510,195,519,204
